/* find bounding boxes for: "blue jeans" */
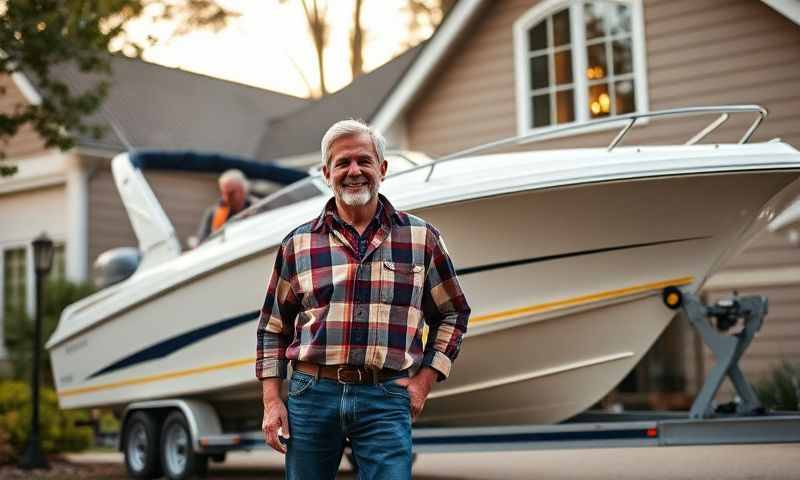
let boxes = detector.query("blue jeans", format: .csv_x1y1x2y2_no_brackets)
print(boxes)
285,370,412,480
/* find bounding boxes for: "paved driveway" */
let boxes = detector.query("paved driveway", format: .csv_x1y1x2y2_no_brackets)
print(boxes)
65,443,800,479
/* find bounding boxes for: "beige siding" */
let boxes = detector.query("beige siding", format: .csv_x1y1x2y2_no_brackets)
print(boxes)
404,0,800,400
88,164,219,265
406,0,800,155
0,75,48,159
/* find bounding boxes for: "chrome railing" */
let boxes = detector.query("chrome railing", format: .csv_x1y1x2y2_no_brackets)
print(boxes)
401,105,768,183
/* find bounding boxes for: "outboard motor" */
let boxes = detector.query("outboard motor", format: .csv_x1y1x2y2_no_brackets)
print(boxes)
93,247,141,288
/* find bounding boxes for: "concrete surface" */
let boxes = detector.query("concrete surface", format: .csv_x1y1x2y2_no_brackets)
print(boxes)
66,443,800,479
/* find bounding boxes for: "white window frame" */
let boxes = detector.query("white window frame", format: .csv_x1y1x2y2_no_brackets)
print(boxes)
513,0,649,139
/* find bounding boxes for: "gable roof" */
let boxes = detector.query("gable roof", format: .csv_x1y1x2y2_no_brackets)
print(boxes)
255,45,422,161
45,55,309,157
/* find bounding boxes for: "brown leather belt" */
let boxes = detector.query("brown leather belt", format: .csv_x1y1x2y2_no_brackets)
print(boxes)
293,361,405,385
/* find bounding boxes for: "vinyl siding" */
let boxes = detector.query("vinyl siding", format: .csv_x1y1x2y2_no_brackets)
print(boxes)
0,75,48,159
406,0,800,154
403,0,800,398
87,165,219,265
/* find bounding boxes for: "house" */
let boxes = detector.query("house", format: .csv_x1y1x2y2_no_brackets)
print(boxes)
361,0,800,406
2,0,799,407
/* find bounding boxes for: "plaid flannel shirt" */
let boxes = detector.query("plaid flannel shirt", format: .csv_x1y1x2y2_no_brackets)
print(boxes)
255,194,470,380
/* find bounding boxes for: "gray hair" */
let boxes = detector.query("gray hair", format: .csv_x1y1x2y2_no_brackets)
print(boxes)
218,169,249,194
320,119,386,167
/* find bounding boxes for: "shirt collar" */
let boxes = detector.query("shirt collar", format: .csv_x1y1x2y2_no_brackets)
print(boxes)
311,194,398,233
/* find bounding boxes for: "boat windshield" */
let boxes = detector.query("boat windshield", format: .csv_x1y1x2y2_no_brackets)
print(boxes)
215,151,432,234
229,176,328,225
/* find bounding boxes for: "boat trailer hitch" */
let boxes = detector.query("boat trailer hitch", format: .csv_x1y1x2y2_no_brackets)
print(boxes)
662,287,767,419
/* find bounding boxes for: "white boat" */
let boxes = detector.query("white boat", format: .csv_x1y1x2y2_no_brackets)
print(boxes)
47,106,800,428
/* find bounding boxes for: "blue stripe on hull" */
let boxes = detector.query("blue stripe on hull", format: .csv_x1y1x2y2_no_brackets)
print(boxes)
88,311,259,379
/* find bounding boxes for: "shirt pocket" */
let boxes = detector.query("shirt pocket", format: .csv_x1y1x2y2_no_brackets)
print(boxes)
380,261,424,307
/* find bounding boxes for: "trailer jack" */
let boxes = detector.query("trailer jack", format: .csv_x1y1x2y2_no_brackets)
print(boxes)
663,288,767,419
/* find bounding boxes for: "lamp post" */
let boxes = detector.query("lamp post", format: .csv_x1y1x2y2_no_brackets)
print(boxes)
19,233,54,470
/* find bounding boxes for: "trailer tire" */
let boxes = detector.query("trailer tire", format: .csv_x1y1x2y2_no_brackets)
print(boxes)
160,411,209,479
124,411,162,479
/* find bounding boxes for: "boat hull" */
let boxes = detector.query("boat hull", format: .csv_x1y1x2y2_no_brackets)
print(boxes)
49,169,800,426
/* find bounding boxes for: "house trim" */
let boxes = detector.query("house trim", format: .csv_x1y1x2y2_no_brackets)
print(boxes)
371,0,487,132
762,0,800,26
11,72,42,105
512,0,650,138
0,150,69,195
65,154,89,282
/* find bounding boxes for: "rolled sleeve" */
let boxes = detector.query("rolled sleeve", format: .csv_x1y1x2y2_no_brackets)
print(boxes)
255,241,299,380
421,231,470,381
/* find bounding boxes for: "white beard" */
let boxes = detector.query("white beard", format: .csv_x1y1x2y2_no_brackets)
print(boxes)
333,176,380,206
341,187,372,206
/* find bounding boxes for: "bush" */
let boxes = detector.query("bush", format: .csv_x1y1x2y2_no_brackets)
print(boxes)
755,361,800,411
0,380,93,462
3,278,94,387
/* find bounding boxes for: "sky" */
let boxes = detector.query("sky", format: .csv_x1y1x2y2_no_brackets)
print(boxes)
118,0,438,98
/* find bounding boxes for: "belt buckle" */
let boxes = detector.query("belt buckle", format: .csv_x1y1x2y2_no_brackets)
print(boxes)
336,366,362,384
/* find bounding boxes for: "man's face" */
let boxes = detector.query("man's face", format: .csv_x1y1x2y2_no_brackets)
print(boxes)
323,133,387,207
220,179,246,212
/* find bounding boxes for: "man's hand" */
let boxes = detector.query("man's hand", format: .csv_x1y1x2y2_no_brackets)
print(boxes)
261,378,289,454
394,367,438,422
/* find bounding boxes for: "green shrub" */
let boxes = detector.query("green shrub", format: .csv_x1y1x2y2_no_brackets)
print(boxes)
755,361,800,411
3,278,94,387
0,380,93,459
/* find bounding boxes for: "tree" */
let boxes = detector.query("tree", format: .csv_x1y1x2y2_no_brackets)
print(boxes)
350,0,364,79
0,0,233,175
285,0,454,98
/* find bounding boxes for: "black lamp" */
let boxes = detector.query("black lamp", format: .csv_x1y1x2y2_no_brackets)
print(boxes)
32,234,55,275
19,233,53,470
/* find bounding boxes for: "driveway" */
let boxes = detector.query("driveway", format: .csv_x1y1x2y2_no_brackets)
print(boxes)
55,443,800,479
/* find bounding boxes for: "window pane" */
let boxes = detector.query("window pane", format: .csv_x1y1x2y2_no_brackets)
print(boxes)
530,55,549,90
586,43,607,81
556,90,575,124
615,80,636,114
532,94,551,128
588,83,611,118
585,1,606,40
4,248,27,315
585,2,631,39
554,50,573,85
49,244,66,281
528,21,547,51
612,39,633,75
610,3,632,36
553,9,571,47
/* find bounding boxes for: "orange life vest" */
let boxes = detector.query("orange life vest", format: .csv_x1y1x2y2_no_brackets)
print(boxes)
211,205,231,233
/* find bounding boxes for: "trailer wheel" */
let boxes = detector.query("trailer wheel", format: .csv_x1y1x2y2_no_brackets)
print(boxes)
160,411,208,479
124,411,162,479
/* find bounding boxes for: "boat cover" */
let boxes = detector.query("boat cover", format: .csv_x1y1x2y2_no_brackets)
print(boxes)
129,150,308,185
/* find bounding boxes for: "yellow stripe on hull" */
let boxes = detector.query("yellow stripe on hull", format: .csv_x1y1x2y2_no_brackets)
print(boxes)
58,276,693,398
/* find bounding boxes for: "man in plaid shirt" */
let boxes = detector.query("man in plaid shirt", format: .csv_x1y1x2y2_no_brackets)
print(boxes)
256,119,470,479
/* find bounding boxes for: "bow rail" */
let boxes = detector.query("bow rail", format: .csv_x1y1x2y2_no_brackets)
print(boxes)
405,105,768,183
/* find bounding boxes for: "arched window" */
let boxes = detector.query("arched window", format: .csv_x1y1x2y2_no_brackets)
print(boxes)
513,0,647,136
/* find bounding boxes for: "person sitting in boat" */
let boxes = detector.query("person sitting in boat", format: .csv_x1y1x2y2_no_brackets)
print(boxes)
196,169,253,242
256,119,471,479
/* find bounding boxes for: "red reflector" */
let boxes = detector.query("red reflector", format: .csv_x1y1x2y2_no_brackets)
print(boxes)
646,428,658,438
